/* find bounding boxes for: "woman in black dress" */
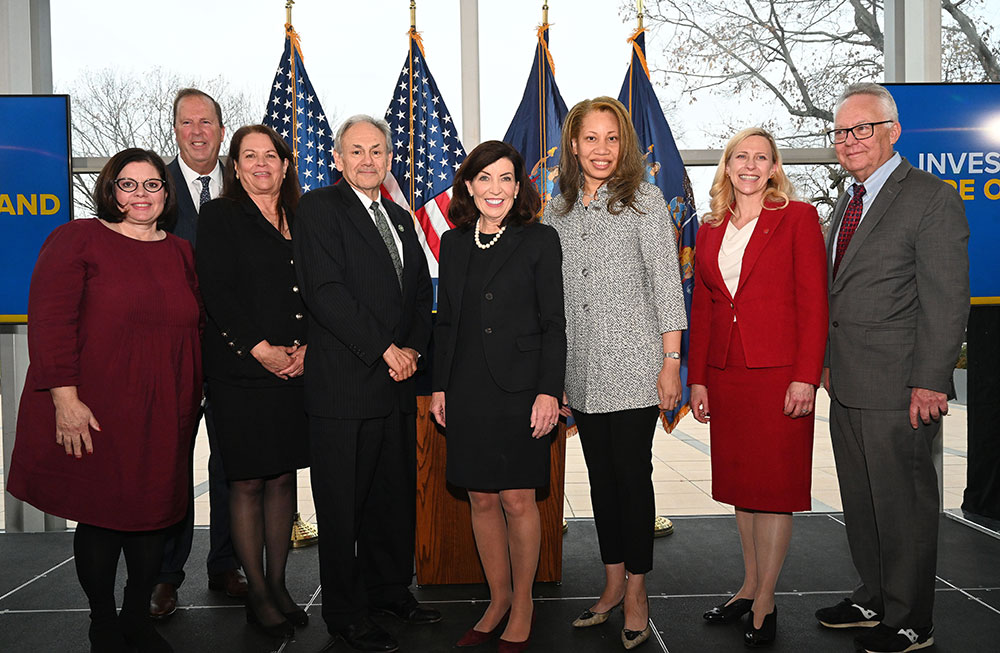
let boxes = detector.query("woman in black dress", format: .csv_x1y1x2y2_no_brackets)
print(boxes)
430,140,566,652
195,125,308,639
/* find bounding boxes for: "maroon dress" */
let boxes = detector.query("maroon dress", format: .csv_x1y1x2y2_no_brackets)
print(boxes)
7,219,202,531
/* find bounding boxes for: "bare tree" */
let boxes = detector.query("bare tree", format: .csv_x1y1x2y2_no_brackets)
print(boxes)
639,0,1000,222
62,67,260,217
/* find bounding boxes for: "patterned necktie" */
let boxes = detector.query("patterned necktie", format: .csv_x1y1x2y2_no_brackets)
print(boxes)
370,201,403,288
833,183,866,278
197,175,212,208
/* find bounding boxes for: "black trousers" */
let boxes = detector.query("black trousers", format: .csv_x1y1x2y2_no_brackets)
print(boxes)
310,406,417,631
573,405,660,575
158,396,238,586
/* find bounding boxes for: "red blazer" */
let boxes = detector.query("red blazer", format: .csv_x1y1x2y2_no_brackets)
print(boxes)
688,200,828,386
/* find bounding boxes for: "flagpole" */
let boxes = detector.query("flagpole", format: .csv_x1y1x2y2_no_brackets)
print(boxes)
637,0,643,29
286,0,299,168
408,1,417,211
539,2,549,203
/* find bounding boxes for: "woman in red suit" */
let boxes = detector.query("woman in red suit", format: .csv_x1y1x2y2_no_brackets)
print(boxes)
688,128,828,647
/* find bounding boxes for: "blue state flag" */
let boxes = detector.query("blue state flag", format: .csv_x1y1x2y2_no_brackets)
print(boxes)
503,23,569,215
263,23,339,193
618,28,699,432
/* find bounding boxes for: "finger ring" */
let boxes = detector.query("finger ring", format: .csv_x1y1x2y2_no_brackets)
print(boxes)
549,422,557,426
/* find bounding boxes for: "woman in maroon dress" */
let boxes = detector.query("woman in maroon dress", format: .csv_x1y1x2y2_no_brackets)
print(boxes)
688,128,827,647
7,149,202,653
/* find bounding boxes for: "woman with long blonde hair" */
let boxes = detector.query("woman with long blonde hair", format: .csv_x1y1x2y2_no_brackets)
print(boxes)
688,128,828,646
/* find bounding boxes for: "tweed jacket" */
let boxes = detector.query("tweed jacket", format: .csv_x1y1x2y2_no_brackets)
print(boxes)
545,181,687,413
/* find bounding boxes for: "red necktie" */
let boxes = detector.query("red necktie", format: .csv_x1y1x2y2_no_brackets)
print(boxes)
833,183,865,278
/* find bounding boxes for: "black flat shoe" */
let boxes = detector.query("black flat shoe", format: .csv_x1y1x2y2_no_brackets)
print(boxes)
704,597,754,625
283,607,309,627
744,607,777,648
245,605,294,639
334,617,398,652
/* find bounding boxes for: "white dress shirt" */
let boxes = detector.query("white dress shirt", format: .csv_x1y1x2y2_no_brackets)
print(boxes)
176,156,223,213
351,185,404,265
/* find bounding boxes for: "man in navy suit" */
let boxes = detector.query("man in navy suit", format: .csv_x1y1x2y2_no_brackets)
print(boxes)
294,115,437,653
151,88,247,618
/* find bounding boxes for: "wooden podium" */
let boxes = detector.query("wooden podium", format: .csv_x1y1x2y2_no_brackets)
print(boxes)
414,395,566,585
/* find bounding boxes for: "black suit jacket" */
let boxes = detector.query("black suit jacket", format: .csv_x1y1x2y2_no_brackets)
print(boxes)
293,181,433,419
195,196,307,387
432,222,566,398
166,157,221,246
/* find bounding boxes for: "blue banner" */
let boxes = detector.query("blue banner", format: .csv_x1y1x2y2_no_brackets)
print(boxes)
0,95,72,321
886,83,1000,304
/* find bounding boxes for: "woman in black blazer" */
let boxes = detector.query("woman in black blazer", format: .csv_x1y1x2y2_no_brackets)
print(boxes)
196,125,308,639
430,141,566,652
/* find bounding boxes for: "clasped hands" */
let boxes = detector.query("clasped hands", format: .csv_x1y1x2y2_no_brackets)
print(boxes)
252,341,306,379
383,343,419,382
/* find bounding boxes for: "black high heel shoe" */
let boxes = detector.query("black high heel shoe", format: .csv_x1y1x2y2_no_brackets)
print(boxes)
744,607,777,648
703,597,753,625
282,607,309,627
245,605,295,639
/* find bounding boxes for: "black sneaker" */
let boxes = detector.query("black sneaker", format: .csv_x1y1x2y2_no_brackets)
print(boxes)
855,623,934,652
815,598,881,628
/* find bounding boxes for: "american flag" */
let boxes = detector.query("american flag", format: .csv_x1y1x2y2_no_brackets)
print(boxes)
262,23,339,193
381,30,466,277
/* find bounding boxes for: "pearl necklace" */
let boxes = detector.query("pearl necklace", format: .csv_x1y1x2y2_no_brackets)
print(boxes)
474,218,505,250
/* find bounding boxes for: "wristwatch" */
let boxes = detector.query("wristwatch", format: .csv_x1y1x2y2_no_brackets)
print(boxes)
663,351,681,360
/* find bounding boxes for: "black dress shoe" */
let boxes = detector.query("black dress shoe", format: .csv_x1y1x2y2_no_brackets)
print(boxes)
704,597,753,625
744,608,777,648
245,605,294,639
371,597,442,624
283,607,309,627
333,617,399,652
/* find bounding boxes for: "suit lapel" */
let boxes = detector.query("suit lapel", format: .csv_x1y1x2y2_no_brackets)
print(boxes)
482,223,527,286
700,221,732,301
168,158,198,226
337,182,400,284
446,228,474,317
832,159,909,289
735,207,786,296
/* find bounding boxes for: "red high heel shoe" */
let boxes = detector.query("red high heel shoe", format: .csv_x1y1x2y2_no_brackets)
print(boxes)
497,609,536,653
456,609,510,647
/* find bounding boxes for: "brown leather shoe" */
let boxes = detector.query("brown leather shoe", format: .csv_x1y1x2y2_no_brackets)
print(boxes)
208,568,248,598
149,583,177,619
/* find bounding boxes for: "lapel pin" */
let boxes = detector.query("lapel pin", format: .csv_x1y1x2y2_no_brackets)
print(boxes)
397,224,404,233
763,228,770,234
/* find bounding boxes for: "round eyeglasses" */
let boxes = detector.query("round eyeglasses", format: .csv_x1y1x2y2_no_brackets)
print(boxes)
113,177,166,193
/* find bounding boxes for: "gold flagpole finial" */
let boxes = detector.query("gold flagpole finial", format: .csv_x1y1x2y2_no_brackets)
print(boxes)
637,0,643,29
542,2,549,25
410,1,417,30
285,0,294,25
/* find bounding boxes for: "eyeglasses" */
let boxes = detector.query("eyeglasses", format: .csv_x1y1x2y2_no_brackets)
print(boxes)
113,177,166,193
826,120,894,145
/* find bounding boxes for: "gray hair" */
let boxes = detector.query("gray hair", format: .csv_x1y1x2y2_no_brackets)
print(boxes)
334,114,392,154
834,82,899,122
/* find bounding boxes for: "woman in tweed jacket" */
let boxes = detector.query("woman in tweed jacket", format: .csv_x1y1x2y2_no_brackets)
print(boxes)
545,97,687,650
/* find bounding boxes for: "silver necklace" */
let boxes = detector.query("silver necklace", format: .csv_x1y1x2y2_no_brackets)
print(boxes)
474,218,505,250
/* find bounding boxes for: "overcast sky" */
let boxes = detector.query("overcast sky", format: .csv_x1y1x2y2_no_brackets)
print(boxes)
50,0,672,147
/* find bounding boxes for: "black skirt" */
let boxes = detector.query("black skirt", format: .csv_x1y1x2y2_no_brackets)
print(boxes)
207,381,309,481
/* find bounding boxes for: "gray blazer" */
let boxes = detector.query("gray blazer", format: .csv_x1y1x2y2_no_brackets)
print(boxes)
545,181,687,413
826,157,969,410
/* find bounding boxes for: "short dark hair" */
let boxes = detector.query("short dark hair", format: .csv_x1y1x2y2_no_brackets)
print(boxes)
172,88,223,127
93,148,176,229
222,124,301,229
448,140,541,229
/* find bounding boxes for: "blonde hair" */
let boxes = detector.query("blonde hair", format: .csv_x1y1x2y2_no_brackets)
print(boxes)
706,127,793,226
557,96,645,215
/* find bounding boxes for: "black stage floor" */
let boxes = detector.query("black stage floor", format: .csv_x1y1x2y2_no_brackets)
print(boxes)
1,514,999,652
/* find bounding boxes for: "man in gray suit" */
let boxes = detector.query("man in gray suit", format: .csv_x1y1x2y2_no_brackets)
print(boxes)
814,83,969,653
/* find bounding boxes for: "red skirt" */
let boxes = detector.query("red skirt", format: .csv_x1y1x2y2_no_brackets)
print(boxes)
707,328,813,512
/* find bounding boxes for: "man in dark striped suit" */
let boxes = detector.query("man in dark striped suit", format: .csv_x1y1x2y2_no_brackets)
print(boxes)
294,115,437,653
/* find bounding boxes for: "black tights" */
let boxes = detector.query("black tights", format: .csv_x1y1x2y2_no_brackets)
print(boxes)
73,523,169,652
229,471,298,625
